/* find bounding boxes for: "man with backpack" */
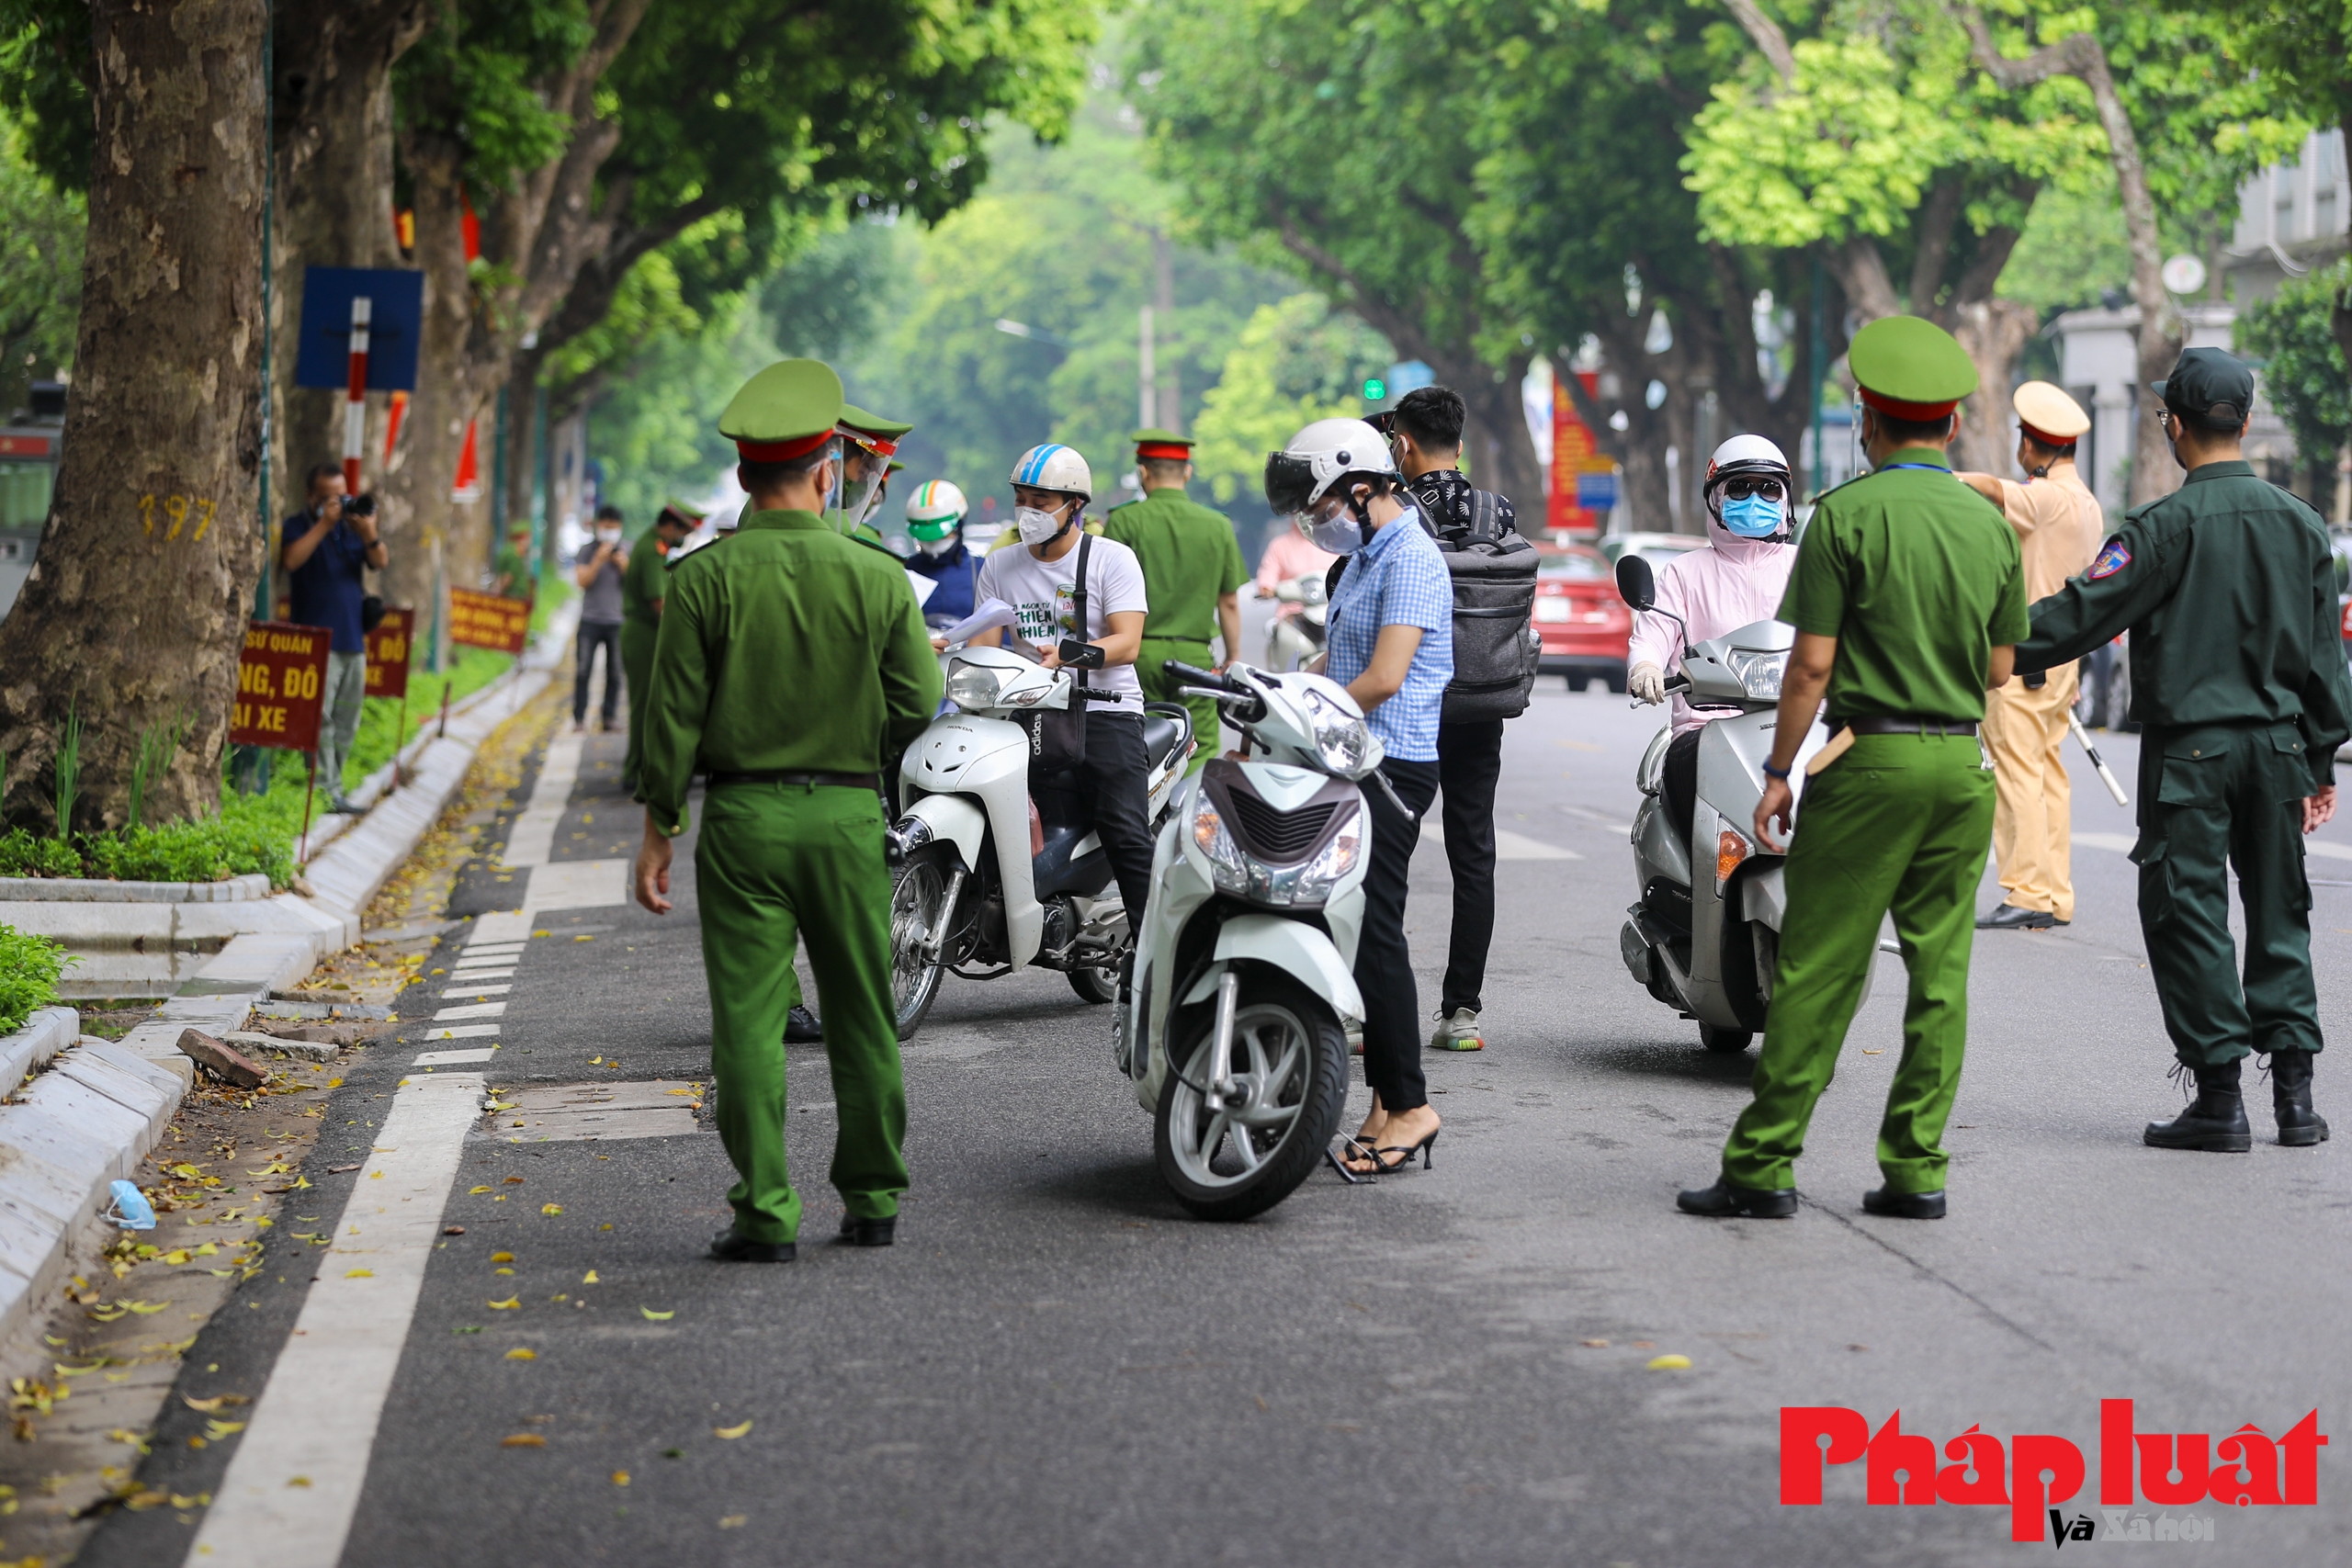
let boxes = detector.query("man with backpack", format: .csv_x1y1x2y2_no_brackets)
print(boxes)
1377,387,1541,1053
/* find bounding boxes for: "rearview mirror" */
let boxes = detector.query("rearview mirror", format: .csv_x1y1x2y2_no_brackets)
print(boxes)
1615,553,1656,612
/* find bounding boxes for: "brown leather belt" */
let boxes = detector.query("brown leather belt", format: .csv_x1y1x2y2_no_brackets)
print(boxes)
705,770,880,790
1832,716,1978,739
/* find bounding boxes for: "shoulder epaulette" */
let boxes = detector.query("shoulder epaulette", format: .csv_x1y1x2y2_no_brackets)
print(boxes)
1104,496,1141,515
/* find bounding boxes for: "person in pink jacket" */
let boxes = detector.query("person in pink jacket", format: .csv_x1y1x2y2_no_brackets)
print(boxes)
1627,434,1800,838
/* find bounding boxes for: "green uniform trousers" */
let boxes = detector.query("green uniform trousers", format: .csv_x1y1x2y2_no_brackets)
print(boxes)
2131,721,2322,1067
618,620,657,790
1137,636,1216,773
695,781,907,1243
1721,734,1994,1194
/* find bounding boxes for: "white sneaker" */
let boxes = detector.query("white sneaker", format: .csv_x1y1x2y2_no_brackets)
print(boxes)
1430,1009,1485,1052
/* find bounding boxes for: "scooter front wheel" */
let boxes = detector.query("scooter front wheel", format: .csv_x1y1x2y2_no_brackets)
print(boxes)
888,844,956,1039
1154,974,1346,1221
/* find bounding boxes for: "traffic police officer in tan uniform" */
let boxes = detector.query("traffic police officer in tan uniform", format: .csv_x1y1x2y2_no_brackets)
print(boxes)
635,358,942,1260
1679,316,2028,1222
2015,346,2352,1152
1956,383,2105,930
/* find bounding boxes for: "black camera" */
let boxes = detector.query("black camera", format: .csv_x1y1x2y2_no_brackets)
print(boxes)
345,491,379,518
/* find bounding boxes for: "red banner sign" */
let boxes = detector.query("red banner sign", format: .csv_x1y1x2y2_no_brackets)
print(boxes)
1547,369,1614,536
365,605,413,699
0,434,52,457
230,621,331,752
448,588,529,654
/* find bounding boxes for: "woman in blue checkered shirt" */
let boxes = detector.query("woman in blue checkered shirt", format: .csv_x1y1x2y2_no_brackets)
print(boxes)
1268,419,1454,1177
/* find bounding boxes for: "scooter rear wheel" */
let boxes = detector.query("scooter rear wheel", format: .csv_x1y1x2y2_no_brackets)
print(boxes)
1698,1024,1753,1055
1154,974,1346,1221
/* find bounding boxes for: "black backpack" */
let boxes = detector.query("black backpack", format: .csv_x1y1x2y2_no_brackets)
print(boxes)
1327,474,1538,722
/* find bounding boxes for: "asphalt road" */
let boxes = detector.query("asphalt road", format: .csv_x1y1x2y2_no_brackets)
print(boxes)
85,674,2352,1566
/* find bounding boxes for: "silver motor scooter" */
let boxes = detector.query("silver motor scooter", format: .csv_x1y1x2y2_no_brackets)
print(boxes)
1121,658,1394,1221
1613,555,1857,1053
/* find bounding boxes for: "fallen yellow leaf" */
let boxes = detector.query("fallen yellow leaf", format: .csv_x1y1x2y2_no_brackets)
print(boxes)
500,1433,546,1448
326,1077,344,1088
640,1307,673,1322
713,1420,752,1438
540,1204,562,1216
719,1514,746,1529
162,1250,192,1266
1646,1354,1693,1371
611,1470,630,1486
504,1348,536,1361
205,1419,245,1439
491,1252,514,1263
288,1475,312,1487
582,1269,599,1284
488,1297,520,1311
469,1186,493,1194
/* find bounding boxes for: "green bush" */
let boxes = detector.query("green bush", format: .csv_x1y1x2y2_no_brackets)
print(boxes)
0,827,83,878
84,818,292,886
0,922,70,1034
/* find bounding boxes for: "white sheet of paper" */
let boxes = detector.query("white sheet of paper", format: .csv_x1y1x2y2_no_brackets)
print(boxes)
905,569,938,607
940,597,1018,647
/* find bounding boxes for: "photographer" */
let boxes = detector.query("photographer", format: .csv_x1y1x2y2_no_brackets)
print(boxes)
280,462,387,813
573,504,629,734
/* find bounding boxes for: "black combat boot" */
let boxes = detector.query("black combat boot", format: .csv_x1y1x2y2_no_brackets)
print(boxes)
2269,1049,2330,1147
2143,1059,2252,1153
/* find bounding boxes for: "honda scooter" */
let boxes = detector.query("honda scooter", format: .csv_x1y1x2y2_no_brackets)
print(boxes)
1120,659,1396,1220
887,645,1193,1038
1613,555,1863,1053
1262,574,1329,671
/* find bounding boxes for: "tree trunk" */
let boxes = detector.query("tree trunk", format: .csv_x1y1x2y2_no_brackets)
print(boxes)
1573,314,1674,531
503,349,543,578
1950,298,2039,475
1452,354,1543,531
0,0,267,831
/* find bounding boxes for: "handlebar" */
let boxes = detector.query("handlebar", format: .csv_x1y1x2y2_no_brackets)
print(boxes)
1164,660,1267,725
1162,658,1237,691
1069,684,1127,703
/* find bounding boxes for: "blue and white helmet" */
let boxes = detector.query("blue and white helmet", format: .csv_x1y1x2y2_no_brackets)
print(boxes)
1009,443,1092,505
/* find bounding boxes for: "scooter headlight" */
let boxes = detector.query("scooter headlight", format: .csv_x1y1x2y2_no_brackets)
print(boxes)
944,659,1001,712
1724,648,1787,702
1291,805,1363,905
1303,685,1374,777
1190,795,1250,896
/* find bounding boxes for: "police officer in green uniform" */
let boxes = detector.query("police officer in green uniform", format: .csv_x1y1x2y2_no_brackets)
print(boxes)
2015,347,2351,1152
1102,430,1246,771
1679,316,2029,1222
617,499,701,795
634,359,943,1261
835,404,912,547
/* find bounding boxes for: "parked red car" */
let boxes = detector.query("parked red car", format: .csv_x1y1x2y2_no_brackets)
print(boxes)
1532,542,1631,693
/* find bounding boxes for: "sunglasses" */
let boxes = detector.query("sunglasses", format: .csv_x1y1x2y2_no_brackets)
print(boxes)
1722,477,1785,502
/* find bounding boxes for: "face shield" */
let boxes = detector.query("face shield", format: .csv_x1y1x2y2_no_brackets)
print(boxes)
823,434,891,534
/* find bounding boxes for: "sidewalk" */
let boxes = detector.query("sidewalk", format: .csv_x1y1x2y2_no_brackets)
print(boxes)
0,602,579,1354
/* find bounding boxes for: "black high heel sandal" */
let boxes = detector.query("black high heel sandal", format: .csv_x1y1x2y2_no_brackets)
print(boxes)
1352,1128,1438,1175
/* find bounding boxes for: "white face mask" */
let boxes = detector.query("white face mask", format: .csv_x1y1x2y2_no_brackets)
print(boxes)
595,527,621,545
916,533,958,557
1016,503,1070,547
1302,500,1366,556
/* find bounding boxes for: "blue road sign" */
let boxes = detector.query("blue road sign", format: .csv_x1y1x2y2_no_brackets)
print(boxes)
294,267,424,391
1576,471,1619,509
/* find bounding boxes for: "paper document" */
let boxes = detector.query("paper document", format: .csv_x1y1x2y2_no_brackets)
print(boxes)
939,598,1018,647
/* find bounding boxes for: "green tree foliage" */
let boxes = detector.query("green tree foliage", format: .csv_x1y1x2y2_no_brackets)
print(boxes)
1189,292,1390,507
2238,260,2352,475
1129,0,1544,511
0,115,78,412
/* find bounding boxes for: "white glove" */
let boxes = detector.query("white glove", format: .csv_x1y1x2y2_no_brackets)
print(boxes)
1630,661,1666,704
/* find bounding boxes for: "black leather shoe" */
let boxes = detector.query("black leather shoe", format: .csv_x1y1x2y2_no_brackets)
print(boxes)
1976,903,2057,931
785,1006,822,1043
2145,1061,2252,1152
1861,1186,1946,1219
2269,1048,2330,1146
838,1214,896,1247
709,1228,797,1263
1676,1179,1798,1218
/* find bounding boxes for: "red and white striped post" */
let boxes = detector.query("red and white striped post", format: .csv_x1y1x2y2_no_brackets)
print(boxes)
342,295,372,495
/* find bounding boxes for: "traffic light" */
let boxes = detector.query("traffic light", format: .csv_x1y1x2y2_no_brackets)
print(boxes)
1362,378,1386,401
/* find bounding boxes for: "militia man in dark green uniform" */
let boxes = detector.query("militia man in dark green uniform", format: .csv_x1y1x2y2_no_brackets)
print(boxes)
617,499,700,795
634,358,942,1261
1679,316,2029,1222
2016,347,2351,1152
1102,429,1245,771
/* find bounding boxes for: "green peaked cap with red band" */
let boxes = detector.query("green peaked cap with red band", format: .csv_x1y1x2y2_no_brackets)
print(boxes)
1130,427,1193,461
719,358,845,462
1847,315,1977,423
839,403,913,455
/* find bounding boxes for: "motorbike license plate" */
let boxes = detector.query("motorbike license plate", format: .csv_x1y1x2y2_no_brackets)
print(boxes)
1534,599,1572,623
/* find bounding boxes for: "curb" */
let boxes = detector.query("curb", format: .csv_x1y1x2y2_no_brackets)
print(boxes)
0,600,578,1358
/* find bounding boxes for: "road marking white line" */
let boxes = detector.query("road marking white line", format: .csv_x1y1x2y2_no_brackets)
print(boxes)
524,857,631,914
442,984,511,998
430,1001,507,1021
500,732,584,869
413,1048,498,1066
186,1073,483,1568
459,944,526,958
1419,822,1582,861
425,1023,501,1040
446,968,515,981
2305,840,2352,862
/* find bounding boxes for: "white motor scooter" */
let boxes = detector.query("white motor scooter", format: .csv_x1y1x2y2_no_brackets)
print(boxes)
888,645,1193,1038
1262,573,1329,671
1613,555,1869,1053
1120,657,1398,1221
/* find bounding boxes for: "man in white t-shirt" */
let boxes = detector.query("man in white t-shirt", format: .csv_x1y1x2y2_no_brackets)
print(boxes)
969,443,1156,921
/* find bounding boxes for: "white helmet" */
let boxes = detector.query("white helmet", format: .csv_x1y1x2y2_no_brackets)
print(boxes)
1702,433,1793,539
1263,417,1399,515
1009,443,1091,504
905,479,967,542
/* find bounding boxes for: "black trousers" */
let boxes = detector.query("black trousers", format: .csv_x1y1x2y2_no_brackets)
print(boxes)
574,619,623,725
1357,756,1442,1112
1078,708,1156,922
1435,718,1504,1015
1662,727,1702,843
